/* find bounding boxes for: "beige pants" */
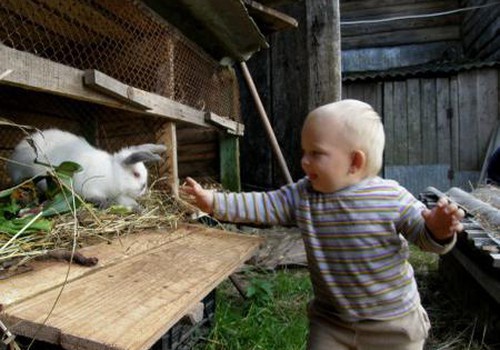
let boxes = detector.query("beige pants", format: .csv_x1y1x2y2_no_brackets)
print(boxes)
307,302,431,350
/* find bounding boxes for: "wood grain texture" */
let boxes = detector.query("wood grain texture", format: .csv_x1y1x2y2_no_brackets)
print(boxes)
1,224,262,350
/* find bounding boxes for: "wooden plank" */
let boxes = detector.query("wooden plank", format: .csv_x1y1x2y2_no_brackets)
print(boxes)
436,77,451,165
450,76,460,176
268,2,307,186
448,248,500,304
219,134,241,191
0,44,211,129
176,127,218,145
340,0,455,16
156,122,178,197
342,26,460,50
1,225,262,350
177,142,218,162
341,15,460,38
205,112,245,136
477,69,499,172
243,0,298,34
463,2,500,55
457,70,479,170
306,0,341,107
0,229,189,309
421,78,437,164
393,81,408,164
383,82,395,166
407,79,422,165
83,70,151,110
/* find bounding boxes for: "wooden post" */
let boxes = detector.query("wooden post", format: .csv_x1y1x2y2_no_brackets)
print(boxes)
240,61,293,184
156,122,179,197
220,133,241,191
306,0,341,108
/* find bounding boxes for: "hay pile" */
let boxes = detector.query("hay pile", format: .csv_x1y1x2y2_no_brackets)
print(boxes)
0,188,196,274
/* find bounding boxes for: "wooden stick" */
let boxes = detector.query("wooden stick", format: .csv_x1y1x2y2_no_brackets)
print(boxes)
240,61,293,185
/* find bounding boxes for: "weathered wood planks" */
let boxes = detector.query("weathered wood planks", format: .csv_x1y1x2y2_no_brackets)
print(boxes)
0,224,262,350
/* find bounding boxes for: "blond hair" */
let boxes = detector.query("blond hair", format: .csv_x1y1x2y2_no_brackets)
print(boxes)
309,99,385,176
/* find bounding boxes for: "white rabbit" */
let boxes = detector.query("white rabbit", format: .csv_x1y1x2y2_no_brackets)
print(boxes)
7,128,167,210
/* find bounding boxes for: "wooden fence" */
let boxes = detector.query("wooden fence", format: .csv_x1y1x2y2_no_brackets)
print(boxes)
343,66,499,194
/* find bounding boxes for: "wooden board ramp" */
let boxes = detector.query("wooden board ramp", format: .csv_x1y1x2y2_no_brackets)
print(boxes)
0,224,263,350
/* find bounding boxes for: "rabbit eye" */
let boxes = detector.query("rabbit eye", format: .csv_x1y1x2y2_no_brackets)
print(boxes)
133,171,141,178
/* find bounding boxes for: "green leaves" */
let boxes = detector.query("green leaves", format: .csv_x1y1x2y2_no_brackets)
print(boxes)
0,161,83,235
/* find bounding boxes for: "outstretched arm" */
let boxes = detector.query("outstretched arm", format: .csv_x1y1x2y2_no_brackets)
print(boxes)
181,177,215,214
421,197,465,244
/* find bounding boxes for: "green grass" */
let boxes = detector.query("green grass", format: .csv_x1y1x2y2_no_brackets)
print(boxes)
202,268,312,350
201,247,491,350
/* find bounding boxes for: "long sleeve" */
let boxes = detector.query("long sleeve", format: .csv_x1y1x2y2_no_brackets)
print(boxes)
395,186,456,254
212,183,301,225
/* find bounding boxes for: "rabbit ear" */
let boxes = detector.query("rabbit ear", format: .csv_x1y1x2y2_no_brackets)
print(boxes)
128,144,167,154
122,151,163,165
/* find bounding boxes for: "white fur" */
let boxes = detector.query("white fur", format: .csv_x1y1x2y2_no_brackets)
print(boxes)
7,129,165,209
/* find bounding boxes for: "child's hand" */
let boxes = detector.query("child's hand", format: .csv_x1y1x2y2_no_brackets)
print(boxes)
421,197,465,243
181,177,215,214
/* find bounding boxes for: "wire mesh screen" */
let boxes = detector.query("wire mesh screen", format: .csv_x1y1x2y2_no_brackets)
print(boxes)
0,0,241,188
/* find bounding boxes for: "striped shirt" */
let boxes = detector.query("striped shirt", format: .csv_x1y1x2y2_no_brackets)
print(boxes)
213,176,455,322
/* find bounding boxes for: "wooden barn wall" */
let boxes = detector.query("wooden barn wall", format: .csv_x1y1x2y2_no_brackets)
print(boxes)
341,0,462,73
461,0,500,61
343,67,500,194
239,1,313,191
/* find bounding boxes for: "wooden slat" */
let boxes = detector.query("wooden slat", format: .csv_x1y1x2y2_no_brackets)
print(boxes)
83,70,151,110
341,0,458,19
421,78,437,164
243,0,298,34
342,26,459,50
393,81,408,164
0,230,188,309
205,112,245,136
436,78,451,165
448,247,500,305
407,78,422,165
457,70,479,170
0,44,209,129
450,76,460,175
382,82,395,166
477,69,499,169
220,134,241,191
156,122,178,196
341,15,460,38
1,224,262,350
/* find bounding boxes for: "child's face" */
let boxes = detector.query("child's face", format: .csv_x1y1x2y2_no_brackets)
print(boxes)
301,114,356,193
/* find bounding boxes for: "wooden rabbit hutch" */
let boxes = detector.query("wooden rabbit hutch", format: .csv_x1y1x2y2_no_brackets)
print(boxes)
0,0,270,349
0,0,248,194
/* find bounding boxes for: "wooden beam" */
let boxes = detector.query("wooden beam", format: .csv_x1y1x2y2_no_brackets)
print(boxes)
205,112,245,136
0,44,233,130
243,0,298,35
156,122,179,197
83,69,151,110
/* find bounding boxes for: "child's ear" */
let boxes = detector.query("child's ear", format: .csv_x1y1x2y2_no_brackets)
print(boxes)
350,150,366,174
